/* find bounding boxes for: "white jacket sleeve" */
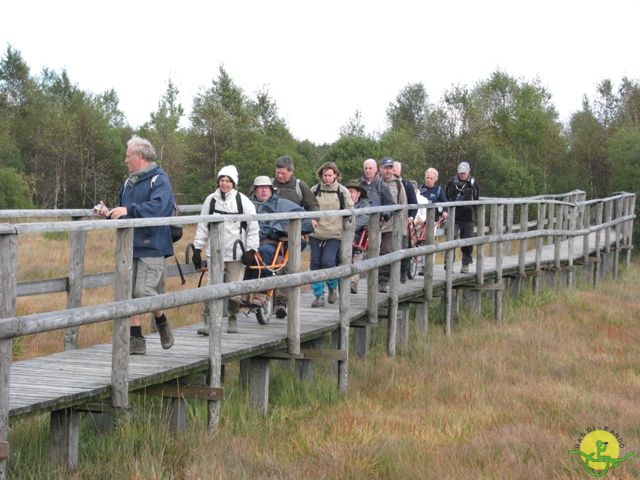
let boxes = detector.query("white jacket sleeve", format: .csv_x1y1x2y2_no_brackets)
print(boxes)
193,193,215,256
242,194,260,251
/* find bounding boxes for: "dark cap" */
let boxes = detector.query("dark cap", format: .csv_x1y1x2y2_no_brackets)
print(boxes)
380,157,394,168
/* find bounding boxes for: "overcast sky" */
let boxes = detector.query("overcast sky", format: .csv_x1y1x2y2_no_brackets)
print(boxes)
2,0,638,144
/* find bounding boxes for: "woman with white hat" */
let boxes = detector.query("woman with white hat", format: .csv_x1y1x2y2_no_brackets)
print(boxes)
192,165,260,333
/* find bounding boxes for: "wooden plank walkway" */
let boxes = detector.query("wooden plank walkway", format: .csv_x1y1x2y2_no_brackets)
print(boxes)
8,232,605,418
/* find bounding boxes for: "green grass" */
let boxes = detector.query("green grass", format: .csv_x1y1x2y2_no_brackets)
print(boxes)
7,262,640,479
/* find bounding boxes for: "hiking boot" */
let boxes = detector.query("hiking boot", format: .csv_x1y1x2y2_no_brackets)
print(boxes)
350,284,358,294
378,284,388,293
227,314,238,334
155,318,174,349
328,289,338,304
275,306,287,319
130,336,146,355
197,327,209,336
460,264,469,273
311,296,325,308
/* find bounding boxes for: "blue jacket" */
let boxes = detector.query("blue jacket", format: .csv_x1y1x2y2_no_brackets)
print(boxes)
419,184,448,221
252,194,314,241
118,166,175,258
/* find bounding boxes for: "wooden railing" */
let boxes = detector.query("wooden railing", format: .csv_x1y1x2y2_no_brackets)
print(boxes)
0,190,636,478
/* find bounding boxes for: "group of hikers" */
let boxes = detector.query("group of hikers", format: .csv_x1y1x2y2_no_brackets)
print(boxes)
95,135,480,355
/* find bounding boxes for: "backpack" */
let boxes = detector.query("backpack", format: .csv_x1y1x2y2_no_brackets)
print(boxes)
313,184,346,210
150,174,185,284
151,174,182,243
273,177,303,204
208,191,248,234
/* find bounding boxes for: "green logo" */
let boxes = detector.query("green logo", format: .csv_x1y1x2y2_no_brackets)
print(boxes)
569,427,637,477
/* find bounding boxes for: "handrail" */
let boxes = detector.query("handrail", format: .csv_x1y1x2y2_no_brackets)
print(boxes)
0,211,634,340
2,192,633,236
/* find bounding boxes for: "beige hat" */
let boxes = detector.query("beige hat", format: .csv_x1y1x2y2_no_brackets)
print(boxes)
251,175,275,193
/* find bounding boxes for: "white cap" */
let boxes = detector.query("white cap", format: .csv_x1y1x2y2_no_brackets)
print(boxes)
458,162,470,174
217,165,239,186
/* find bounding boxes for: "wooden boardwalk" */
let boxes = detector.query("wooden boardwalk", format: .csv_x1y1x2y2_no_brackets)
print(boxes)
8,231,607,419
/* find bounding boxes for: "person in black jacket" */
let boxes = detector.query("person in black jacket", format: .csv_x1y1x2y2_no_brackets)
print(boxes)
393,161,417,283
445,161,480,273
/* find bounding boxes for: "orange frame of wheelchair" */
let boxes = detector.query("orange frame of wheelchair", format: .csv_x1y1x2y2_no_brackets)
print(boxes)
248,239,289,277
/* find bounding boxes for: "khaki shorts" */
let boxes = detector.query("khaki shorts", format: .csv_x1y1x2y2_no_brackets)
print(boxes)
132,257,166,299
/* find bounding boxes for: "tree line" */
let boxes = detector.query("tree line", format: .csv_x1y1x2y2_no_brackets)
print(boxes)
1,45,639,218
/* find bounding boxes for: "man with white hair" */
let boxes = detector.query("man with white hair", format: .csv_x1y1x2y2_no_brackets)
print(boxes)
358,158,396,292
95,136,176,355
445,161,480,273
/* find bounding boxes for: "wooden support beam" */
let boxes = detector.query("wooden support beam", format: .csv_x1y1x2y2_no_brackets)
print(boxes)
50,408,80,470
455,283,505,291
145,384,224,402
354,326,371,358
0,442,8,461
260,351,304,360
262,348,348,361
248,357,270,416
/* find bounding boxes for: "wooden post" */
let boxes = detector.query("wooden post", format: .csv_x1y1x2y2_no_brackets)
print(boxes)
64,219,86,350
287,219,302,355
582,204,590,264
354,326,371,358
580,204,593,286
207,222,225,430
506,203,514,234
162,396,188,432
626,196,636,266
554,203,562,269
387,210,403,357
366,213,381,324
622,196,631,267
415,303,428,334
444,206,456,336
594,202,603,285
614,198,623,279
489,204,498,256
547,202,555,244
338,215,354,392
604,200,613,254
518,203,528,278
461,289,482,317
476,204,485,286
248,358,270,416
112,227,133,410
50,409,80,470
397,304,409,349
494,205,504,324
423,209,435,300
567,205,578,287
602,200,614,279
0,232,17,480
534,203,546,294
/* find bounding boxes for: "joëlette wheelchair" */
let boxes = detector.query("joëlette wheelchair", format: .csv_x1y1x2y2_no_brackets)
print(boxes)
239,238,289,325
406,217,445,278
186,239,289,326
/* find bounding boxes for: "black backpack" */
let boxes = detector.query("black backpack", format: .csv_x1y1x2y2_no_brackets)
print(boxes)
313,184,346,210
208,191,248,234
